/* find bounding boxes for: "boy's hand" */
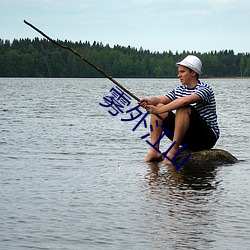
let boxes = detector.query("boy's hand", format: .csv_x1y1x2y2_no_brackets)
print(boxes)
138,98,152,108
146,105,159,114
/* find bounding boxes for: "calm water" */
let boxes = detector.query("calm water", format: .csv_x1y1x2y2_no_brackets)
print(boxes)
0,78,250,250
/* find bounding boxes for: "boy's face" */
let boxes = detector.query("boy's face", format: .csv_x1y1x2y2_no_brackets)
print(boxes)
177,65,197,85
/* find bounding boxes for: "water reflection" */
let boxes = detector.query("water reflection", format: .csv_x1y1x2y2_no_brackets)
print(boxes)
147,162,220,190
144,162,220,249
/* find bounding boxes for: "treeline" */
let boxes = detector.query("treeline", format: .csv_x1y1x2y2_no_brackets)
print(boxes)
0,38,250,78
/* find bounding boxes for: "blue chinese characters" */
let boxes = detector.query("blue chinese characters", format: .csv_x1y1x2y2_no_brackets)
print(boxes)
100,87,191,169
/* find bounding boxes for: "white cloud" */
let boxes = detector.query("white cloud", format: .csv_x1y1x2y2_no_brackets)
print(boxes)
134,0,168,5
79,3,89,10
1,0,250,53
206,0,237,4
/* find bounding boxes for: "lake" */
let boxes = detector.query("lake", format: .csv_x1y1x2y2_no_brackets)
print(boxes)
1,78,250,249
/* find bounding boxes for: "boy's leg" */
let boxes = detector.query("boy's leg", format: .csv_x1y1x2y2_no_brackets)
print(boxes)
144,104,169,162
179,107,217,150
163,106,191,164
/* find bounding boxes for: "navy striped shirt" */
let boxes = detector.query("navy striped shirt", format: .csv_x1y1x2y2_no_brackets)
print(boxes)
166,80,220,139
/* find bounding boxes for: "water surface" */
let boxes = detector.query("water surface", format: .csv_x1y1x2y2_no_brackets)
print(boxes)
1,78,250,249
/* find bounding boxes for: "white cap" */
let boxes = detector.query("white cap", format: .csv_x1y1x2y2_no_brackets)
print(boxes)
176,55,202,75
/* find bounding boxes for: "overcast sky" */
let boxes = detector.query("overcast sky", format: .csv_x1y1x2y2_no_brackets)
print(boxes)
1,0,250,53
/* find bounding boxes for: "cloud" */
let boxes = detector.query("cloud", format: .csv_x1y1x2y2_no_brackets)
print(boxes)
1,0,250,53
134,0,168,5
79,3,89,10
197,0,250,10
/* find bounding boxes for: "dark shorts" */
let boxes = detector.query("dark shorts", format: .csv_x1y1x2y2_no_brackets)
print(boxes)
162,107,217,150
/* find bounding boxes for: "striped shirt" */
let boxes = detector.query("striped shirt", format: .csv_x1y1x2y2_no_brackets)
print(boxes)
166,80,220,139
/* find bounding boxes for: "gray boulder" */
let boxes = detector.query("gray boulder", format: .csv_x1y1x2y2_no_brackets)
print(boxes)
174,148,238,166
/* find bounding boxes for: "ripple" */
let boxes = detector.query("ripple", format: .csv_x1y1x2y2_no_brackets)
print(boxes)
0,78,250,249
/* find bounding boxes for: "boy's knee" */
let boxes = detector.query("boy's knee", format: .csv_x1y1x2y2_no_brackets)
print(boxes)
155,103,164,108
154,103,169,119
176,105,192,115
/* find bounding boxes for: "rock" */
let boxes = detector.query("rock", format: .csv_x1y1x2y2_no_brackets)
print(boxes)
174,148,238,166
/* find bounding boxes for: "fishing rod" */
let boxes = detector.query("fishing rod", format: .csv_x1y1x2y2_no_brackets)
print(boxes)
23,20,163,120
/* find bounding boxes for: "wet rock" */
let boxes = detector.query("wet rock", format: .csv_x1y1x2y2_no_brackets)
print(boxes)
175,148,238,166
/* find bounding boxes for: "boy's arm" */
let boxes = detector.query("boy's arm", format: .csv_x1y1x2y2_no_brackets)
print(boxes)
138,95,171,107
147,94,201,114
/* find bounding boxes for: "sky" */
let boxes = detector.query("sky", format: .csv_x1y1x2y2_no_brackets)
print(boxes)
1,0,250,53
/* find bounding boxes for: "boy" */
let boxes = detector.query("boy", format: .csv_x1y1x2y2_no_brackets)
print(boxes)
139,55,219,164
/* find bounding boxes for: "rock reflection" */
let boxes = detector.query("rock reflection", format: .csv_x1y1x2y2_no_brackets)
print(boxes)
147,162,219,190
144,162,221,249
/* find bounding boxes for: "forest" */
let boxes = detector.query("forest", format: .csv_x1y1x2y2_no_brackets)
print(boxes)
0,38,250,78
